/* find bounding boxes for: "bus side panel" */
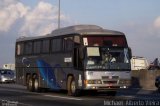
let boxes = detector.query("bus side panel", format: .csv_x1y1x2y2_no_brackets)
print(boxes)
31,52,71,90
16,52,84,90
16,67,24,85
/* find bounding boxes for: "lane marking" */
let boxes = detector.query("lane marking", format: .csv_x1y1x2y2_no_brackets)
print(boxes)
0,88,38,95
44,95,83,100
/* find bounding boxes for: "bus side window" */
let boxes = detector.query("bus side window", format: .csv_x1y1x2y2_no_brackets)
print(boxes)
42,39,50,53
33,41,41,54
24,42,32,55
16,43,24,56
51,38,62,52
63,37,73,51
74,36,80,47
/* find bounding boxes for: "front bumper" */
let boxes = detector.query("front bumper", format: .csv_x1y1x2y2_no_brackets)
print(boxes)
0,78,15,83
84,83,130,91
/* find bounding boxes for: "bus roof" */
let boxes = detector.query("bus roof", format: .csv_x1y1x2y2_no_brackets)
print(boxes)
16,25,125,42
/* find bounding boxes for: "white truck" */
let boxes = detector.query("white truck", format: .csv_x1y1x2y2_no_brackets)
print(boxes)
3,64,15,70
131,56,149,70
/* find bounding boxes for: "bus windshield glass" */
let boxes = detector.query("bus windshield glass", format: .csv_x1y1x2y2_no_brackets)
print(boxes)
83,36,127,47
85,47,130,70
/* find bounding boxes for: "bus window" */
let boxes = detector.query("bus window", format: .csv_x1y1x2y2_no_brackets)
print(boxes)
16,43,24,55
42,39,50,53
51,38,62,52
17,44,21,55
74,36,80,43
24,42,32,55
83,36,127,47
63,37,73,51
33,41,41,54
74,36,81,47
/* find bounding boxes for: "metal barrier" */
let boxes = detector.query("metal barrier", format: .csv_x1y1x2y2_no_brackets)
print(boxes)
131,69,160,90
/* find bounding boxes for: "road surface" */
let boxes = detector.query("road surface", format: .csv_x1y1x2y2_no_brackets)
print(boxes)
0,83,160,106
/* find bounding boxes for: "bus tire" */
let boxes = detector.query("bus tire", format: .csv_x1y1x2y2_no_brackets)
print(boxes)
158,84,160,93
67,76,81,96
26,75,30,90
158,88,160,93
28,77,34,92
33,76,40,92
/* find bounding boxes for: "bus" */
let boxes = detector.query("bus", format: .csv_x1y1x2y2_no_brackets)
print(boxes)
15,25,132,96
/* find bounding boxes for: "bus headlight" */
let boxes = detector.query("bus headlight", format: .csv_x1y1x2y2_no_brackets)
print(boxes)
97,80,102,84
1,76,6,82
85,80,102,84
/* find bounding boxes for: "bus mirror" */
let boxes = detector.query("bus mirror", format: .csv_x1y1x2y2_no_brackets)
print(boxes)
128,47,132,59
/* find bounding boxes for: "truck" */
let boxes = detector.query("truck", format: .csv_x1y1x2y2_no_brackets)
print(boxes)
131,56,149,70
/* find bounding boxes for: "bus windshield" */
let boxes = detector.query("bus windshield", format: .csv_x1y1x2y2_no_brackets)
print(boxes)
83,36,127,47
85,47,131,70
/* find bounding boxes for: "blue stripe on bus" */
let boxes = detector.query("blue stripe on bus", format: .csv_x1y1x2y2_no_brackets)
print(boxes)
54,64,67,81
36,60,61,89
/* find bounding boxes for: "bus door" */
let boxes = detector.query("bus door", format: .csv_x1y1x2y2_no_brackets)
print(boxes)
73,47,83,70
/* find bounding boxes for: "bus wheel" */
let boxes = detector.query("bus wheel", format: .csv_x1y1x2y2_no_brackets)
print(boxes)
67,76,80,96
158,84,160,93
33,77,40,92
28,77,34,92
26,75,30,90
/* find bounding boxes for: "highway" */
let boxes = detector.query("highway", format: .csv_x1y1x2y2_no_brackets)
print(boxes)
0,83,160,106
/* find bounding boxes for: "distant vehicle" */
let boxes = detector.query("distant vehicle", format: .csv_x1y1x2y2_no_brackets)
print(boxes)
3,64,15,70
15,25,132,96
155,76,160,92
0,69,15,83
131,56,149,70
148,58,160,70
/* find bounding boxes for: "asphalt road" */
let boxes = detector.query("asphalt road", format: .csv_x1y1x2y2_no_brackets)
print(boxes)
0,83,160,106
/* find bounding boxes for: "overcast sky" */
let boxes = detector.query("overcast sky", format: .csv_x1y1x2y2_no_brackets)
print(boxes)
0,0,160,67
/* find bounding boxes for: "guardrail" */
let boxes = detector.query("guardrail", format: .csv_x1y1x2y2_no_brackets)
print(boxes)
131,69,160,90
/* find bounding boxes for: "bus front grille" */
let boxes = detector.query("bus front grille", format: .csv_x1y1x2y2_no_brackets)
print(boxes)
98,86,120,89
102,76,119,80
103,80,117,84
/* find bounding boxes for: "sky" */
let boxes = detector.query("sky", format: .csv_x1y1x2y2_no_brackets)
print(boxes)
0,0,160,67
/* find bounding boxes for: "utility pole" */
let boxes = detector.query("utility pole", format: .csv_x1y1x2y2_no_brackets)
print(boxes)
58,0,60,29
